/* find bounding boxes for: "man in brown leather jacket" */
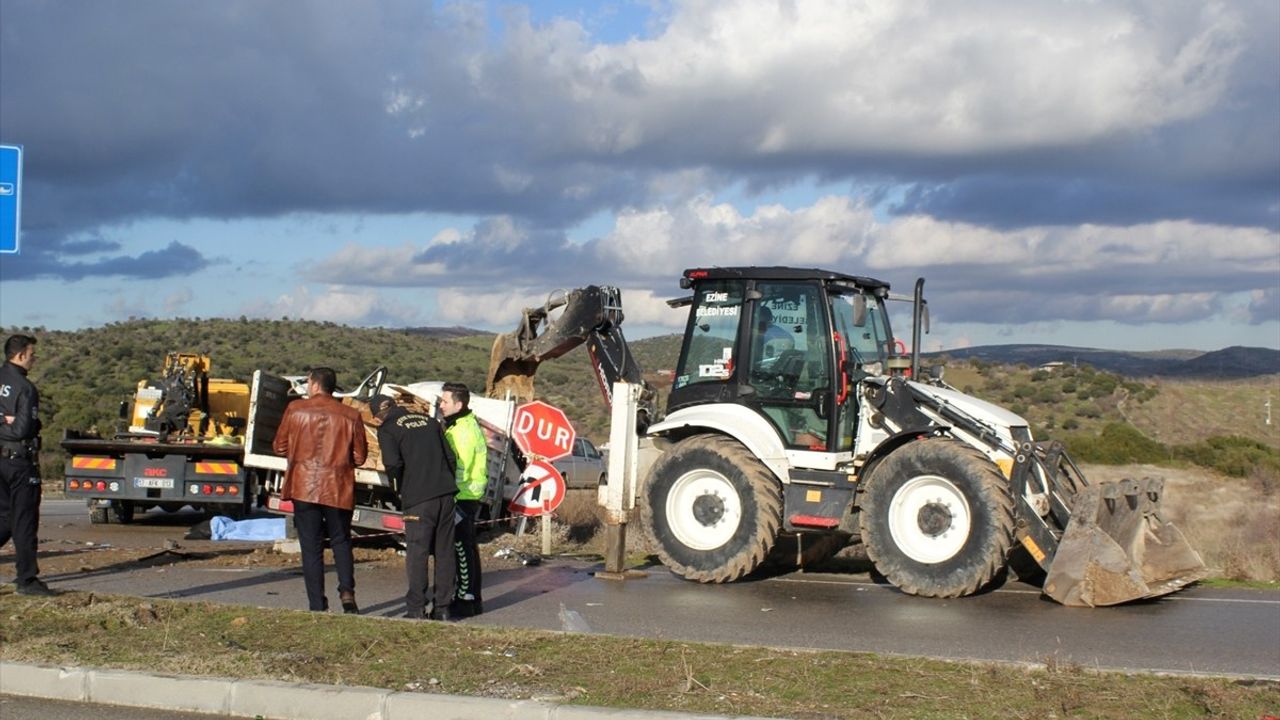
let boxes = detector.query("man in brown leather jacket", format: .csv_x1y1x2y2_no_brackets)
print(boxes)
273,367,367,613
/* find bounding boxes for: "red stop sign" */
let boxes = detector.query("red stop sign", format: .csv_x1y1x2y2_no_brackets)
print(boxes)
512,400,576,461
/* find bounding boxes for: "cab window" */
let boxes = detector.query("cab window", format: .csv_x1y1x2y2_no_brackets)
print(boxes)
674,280,743,389
832,292,890,365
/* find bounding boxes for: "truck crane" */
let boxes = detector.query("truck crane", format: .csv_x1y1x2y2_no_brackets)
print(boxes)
485,267,1206,607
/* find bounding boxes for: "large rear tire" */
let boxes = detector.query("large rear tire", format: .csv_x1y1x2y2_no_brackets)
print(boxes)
89,505,109,524
859,437,1013,598
642,434,782,583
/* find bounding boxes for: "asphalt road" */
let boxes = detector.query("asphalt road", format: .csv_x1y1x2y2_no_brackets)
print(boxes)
15,499,1280,680
0,694,223,720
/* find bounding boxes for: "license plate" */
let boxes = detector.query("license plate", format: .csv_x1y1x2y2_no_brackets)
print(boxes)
134,477,174,489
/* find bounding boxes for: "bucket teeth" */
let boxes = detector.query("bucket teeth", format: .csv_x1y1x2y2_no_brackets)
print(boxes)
1044,478,1206,607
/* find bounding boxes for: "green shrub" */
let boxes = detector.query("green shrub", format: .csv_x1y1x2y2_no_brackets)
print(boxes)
1090,375,1118,395
1174,436,1280,478
1062,423,1168,464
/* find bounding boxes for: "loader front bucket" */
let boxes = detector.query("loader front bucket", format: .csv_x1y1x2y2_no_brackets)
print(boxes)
1043,477,1207,607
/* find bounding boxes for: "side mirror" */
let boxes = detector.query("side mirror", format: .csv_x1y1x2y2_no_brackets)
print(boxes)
852,295,867,327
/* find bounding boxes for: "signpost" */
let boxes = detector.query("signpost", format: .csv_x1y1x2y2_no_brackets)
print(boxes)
0,145,21,254
510,400,575,553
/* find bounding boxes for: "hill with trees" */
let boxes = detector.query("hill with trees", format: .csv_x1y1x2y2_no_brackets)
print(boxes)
6,320,1276,484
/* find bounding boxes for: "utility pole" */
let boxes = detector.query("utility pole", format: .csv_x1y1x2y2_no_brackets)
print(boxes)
1266,393,1272,427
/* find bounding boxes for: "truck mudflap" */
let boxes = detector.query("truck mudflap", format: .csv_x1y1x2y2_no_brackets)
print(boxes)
1042,477,1207,607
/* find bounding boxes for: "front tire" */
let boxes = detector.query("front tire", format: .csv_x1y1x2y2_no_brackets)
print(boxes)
641,434,781,583
859,437,1013,598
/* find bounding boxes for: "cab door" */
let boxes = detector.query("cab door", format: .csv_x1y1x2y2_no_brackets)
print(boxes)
827,289,891,452
744,281,834,451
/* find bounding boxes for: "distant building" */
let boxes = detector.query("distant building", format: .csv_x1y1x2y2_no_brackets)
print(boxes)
1038,361,1067,372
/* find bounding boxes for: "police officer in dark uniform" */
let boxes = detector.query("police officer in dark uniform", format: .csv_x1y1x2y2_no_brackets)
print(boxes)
370,395,457,621
0,334,54,596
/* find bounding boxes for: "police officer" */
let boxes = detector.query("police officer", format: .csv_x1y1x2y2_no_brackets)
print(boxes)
0,334,54,596
439,382,487,617
370,395,457,621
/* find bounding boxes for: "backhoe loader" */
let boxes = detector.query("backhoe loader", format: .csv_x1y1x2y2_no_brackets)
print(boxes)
486,268,1206,607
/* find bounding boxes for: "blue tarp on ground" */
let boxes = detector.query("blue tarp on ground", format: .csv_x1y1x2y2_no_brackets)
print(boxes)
210,516,287,541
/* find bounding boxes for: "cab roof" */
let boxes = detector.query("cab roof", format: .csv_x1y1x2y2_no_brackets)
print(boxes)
681,266,890,292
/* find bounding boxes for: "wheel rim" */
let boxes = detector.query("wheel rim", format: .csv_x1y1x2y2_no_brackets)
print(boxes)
665,468,743,551
887,474,971,564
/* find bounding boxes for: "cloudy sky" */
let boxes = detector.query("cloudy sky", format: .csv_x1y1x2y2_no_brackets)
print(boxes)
1,0,1277,352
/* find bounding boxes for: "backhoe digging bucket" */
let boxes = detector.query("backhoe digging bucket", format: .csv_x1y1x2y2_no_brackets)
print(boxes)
487,331,538,404
1044,477,1206,607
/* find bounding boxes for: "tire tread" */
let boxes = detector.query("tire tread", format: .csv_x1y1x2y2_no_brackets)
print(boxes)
860,437,1014,598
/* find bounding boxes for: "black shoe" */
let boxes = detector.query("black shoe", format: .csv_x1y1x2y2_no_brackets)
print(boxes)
429,607,454,622
340,592,359,614
16,579,56,597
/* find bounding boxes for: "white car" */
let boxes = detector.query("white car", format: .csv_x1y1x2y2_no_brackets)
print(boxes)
553,437,607,489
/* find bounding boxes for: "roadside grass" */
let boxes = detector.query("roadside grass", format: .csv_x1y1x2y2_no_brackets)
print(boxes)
2,590,1277,720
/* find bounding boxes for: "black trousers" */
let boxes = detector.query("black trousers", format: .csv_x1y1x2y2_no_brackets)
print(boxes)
453,499,482,603
0,457,41,585
292,500,355,612
403,494,456,615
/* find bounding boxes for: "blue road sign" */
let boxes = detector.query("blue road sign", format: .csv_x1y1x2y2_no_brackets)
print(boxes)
1,145,23,254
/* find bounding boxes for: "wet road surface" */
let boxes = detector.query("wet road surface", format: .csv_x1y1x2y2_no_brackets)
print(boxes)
14,499,1280,679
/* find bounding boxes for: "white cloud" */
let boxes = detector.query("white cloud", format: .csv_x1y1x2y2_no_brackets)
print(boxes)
297,191,1276,334
571,0,1247,154
434,288,550,328
163,287,193,315
304,243,450,287
246,285,420,326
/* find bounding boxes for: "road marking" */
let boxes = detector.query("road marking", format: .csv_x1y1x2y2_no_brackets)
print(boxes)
773,576,1280,605
1157,595,1280,606
559,603,592,633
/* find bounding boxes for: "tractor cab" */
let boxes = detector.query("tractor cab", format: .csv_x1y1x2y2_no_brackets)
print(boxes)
669,267,897,453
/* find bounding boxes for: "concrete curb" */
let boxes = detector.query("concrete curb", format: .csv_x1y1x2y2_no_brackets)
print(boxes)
0,661,774,720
